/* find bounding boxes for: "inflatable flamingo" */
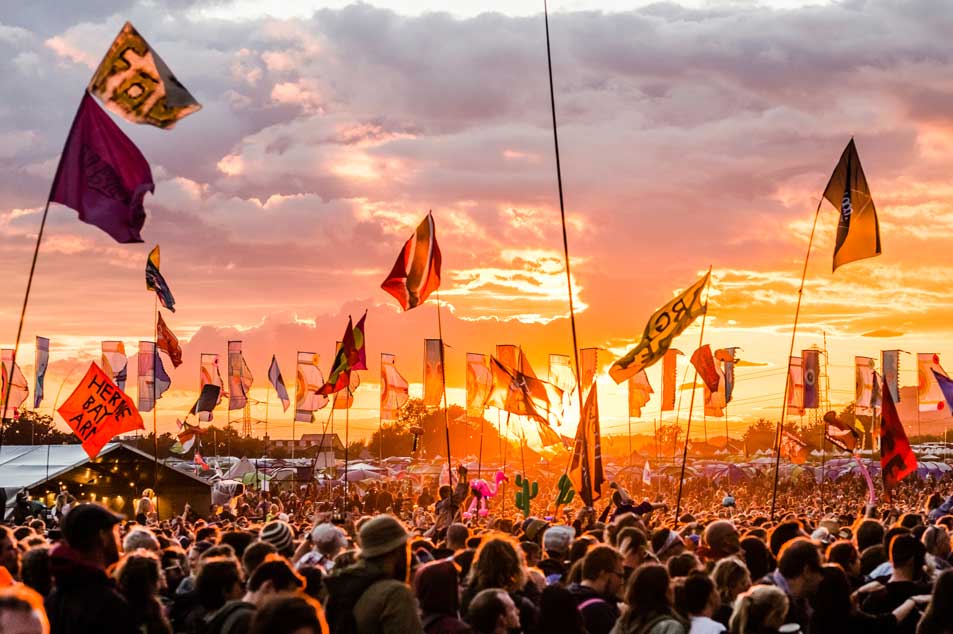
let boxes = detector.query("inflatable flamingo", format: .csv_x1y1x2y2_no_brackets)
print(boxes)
463,470,508,519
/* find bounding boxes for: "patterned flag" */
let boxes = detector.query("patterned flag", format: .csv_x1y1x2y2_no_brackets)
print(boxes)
89,22,202,129
465,353,493,416
823,411,860,453
49,93,154,243
780,430,808,464
932,370,953,412
881,378,917,489
854,356,875,416
423,339,444,407
198,353,224,422
190,384,222,420
296,352,328,422
227,341,254,410
101,341,128,390
917,353,947,412
137,341,157,414
690,345,720,393
661,349,681,412
487,356,563,444
145,246,176,312
716,347,740,403
610,273,708,383
548,354,576,397
642,460,652,487
568,384,605,507
824,139,881,271
317,312,367,396
170,422,203,455
156,313,182,367
381,353,409,420
496,345,519,371
0,350,29,417
704,361,727,418
155,352,171,402
802,349,820,409
59,362,143,458
381,212,441,310
267,355,290,411
34,337,50,409
333,372,361,410
881,350,901,404
580,347,600,399
628,370,653,418
786,357,804,415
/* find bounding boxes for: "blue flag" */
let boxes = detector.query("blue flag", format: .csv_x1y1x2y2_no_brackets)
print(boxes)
932,369,953,412
145,246,175,311
34,337,49,408
268,355,290,411
156,352,171,400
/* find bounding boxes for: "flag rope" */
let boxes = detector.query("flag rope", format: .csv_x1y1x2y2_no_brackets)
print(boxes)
770,198,824,520
674,267,712,526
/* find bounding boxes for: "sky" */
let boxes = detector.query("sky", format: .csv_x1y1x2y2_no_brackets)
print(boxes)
3,0,953,445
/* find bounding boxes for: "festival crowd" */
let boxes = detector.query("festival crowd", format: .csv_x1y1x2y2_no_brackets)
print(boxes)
3,464,953,634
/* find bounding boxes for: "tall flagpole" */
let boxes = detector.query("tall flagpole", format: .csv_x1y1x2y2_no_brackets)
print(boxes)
263,384,270,441
674,267,712,526
770,198,824,520
379,352,384,464
153,295,160,502
344,387,351,501
291,359,297,460
435,292,454,488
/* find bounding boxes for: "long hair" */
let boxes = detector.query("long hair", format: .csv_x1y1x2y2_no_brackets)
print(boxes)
712,557,751,605
619,564,678,632
810,565,852,634
468,534,527,593
729,585,788,634
918,569,953,634
114,550,172,634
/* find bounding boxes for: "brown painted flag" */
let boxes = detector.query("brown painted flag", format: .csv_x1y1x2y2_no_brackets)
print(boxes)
880,378,917,489
156,313,182,367
824,139,881,271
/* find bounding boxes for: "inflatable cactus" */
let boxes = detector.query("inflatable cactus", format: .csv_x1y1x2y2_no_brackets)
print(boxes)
514,473,538,516
555,474,575,507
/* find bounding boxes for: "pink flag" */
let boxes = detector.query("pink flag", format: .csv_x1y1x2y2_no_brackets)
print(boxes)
49,93,154,243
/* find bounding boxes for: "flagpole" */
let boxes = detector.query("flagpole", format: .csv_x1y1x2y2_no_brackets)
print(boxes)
153,295,160,504
378,353,384,465
627,414,633,470
292,365,297,460
344,387,351,501
674,267,712,527
263,385,270,442
770,198,824,520
435,292,454,490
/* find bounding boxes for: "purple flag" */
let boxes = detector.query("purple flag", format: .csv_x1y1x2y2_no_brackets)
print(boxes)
49,92,154,243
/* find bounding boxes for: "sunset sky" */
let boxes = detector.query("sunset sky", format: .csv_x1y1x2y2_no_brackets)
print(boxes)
3,0,953,445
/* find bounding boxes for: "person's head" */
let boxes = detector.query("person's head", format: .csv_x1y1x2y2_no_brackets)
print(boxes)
826,540,860,578
0,527,20,579
768,520,806,557
776,537,823,598
889,533,926,581
542,525,574,560
242,540,278,577
810,564,853,629
520,542,541,567
537,584,585,634
729,585,788,634
248,593,328,634
114,550,164,606
122,528,160,554
922,525,951,559
897,513,923,530
918,568,953,630
60,503,122,567
623,563,673,619
580,545,625,598
219,531,255,559
20,547,51,597
196,525,221,544
414,559,461,616
667,552,703,579
195,557,244,611
160,546,189,591
467,588,519,634
712,557,751,605
0,585,48,634
675,571,718,618
310,524,347,558
859,544,886,576
258,521,295,558
617,527,650,573
703,520,741,561
853,518,884,552
469,535,527,594
651,528,684,561
438,485,452,501
358,514,411,583
446,523,469,552
246,556,304,604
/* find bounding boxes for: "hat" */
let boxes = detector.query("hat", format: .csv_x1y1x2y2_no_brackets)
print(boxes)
311,523,347,549
523,518,550,544
259,520,294,554
61,502,123,551
542,524,574,554
811,527,833,546
358,514,409,558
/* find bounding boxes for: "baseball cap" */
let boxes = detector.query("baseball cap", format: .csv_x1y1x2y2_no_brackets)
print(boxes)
61,503,124,551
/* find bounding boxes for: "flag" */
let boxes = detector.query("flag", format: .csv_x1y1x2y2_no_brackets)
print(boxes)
704,360,726,418
609,272,709,383
145,246,175,312
296,352,329,422
642,460,652,486
824,139,881,271
690,345,720,393
34,337,50,409
496,345,519,371
715,348,740,403
881,377,917,489
59,362,143,458
423,339,444,407
855,356,875,416
136,341,168,415
488,356,563,443
786,356,804,415
931,370,953,413
317,312,367,396
190,384,222,420
567,384,605,507
88,22,201,129
333,372,361,410
381,212,441,310
871,371,882,413
194,451,210,471
628,370,653,418
156,313,182,367
227,341,254,410
268,355,290,412
881,350,900,404
802,349,820,409
661,349,681,412
824,410,860,453
780,430,808,464
465,353,492,416
381,353,410,420
155,352,170,402
548,354,576,396
918,353,947,412
198,353,224,422
49,93,154,243
170,422,203,454
580,347,600,397
101,341,128,390
0,350,29,417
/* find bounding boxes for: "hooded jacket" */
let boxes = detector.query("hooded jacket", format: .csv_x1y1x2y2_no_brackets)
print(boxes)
45,543,139,634
323,558,423,634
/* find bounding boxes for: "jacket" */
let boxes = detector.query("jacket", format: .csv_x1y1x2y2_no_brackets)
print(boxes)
324,559,424,634
45,544,139,634
568,583,621,634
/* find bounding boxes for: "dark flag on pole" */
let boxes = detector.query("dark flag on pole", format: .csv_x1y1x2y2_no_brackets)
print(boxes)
190,384,222,419
146,246,176,311
49,93,154,243
880,378,917,490
381,212,441,310
567,383,605,507
824,139,881,272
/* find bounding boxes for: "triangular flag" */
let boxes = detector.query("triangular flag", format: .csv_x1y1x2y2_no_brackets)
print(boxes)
824,139,881,271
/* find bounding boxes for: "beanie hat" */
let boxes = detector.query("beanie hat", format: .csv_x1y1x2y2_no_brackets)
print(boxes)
542,524,574,554
259,520,294,555
358,514,409,559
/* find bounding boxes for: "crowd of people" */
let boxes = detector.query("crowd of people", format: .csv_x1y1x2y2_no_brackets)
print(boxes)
3,464,953,634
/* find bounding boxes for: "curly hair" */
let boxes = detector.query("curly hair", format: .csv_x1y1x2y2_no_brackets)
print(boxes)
467,534,526,593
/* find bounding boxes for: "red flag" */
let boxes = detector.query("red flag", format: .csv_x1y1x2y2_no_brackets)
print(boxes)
381,212,441,310
156,313,183,367
317,312,367,395
880,378,917,489
690,345,720,393
58,363,144,458
49,93,154,243
661,349,681,411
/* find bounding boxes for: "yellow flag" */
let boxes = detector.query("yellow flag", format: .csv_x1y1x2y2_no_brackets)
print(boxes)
609,273,708,383
824,139,881,271
89,22,202,129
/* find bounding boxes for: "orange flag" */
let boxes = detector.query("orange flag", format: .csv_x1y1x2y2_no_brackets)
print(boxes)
58,363,143,458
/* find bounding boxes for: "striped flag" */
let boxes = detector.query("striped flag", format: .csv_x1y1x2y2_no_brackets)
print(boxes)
145,246,176,312
268,355,290,411
381,212,441,311
381,353,409,420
